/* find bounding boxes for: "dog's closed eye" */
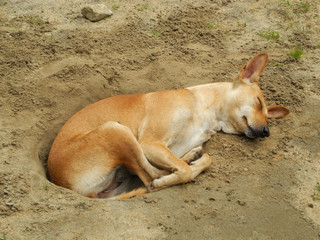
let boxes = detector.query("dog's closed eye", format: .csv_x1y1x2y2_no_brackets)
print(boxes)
257,97,262,110
242,115,248,125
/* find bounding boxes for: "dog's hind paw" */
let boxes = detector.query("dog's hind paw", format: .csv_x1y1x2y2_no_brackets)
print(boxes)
147,175,164,192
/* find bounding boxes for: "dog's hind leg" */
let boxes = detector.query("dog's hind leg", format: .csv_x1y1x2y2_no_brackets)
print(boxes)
65,121,167,198
99,122,168,185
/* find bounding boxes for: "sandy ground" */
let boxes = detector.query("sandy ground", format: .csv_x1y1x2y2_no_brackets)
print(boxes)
0,0,320,239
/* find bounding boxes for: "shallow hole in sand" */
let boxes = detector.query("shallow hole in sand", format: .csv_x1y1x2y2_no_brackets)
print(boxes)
38,131,57,181
36,127,147,196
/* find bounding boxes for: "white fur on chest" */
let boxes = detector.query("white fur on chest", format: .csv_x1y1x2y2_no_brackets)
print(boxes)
168,118,215,158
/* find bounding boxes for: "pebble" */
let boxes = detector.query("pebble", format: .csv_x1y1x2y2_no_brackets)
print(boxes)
143,196,158,203
81,4,113,22
237,200,246,206
5,199,14,206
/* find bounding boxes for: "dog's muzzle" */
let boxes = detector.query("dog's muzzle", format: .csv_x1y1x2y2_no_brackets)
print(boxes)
246,125,270,138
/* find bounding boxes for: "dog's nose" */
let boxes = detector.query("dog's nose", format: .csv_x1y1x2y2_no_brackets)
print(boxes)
262,126,270,137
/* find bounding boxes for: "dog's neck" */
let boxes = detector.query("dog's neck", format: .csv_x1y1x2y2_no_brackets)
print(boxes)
187,82,238,134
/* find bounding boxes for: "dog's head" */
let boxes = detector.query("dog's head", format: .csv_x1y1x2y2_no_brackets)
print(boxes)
226,53,289,138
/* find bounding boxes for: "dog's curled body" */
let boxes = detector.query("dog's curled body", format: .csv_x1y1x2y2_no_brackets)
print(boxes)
48,89,212,198
48,53,289,199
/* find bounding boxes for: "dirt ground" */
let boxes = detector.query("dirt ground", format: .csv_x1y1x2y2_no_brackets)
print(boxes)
0,0,319,239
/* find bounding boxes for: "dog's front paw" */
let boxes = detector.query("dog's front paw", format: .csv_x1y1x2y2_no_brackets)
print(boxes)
147,181,155,192
182,146,203,163
193,148,203,161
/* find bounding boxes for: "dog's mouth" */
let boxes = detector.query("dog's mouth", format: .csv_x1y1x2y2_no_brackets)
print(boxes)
245,125,270,138
243,116,269,138
245,125,259,138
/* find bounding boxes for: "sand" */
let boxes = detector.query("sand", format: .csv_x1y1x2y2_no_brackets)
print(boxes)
0,0,319,239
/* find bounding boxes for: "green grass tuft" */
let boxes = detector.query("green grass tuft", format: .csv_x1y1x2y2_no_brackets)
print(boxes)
288,46,303,59
207,21,216,29
313,184,320,201
137,3,149,11
273,62,284,67
257,30,280,41
26,15,44,24
1,233,6,240
112,5,120,9
151,30,160,37
293,2,311,14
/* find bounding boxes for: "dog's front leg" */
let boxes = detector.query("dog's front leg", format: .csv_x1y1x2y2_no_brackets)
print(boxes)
189,154,212,179
140,142,211,191
181,146,212,179
181,146,203,164
140,142,193,191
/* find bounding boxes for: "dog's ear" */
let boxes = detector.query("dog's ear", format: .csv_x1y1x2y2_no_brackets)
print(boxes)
267,105,290,118
234,53,269,86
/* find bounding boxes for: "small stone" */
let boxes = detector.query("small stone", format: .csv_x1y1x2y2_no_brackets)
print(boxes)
5,199,14,206
81,4,113,22
237,200,246,206
308,203,313,208
143,197,158,203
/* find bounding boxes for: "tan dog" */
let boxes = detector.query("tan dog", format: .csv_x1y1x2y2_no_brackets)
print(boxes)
48,53,289,199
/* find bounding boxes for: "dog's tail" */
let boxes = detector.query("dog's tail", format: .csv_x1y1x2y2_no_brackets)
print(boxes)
110,187,148,200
